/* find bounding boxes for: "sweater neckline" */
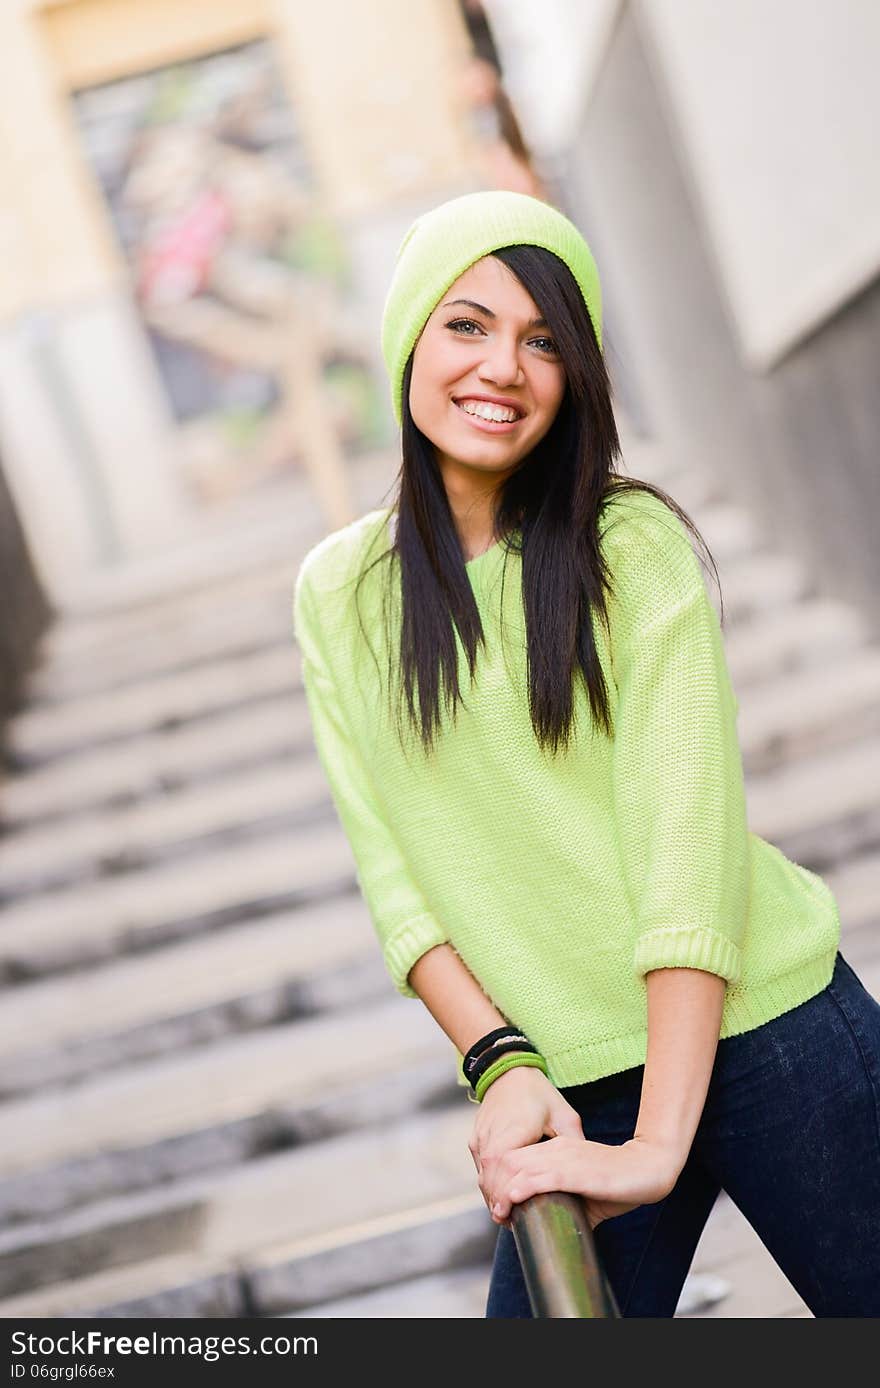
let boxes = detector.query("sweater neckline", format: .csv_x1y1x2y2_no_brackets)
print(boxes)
385,508,515,574
465,536,504,568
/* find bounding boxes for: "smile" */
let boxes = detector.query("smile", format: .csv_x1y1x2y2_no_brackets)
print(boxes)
453,399,525,432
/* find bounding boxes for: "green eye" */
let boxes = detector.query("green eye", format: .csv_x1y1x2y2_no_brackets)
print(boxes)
446,319,559,354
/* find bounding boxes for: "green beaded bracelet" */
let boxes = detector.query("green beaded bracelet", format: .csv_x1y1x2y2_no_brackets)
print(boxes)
474,1051,548,1103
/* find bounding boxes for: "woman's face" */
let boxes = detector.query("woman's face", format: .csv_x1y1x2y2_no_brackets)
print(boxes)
409,255,567,486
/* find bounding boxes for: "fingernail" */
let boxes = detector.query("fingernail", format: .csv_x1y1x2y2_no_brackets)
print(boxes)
492,1203,501,1216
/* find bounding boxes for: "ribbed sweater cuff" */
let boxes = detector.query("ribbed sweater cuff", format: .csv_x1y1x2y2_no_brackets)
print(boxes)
383,913,449,998
634,926,742,983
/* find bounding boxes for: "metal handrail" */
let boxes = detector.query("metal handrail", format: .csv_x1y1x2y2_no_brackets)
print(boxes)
511,1192,621,1317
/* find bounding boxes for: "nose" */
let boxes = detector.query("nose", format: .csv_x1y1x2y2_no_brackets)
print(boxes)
477,333,525,388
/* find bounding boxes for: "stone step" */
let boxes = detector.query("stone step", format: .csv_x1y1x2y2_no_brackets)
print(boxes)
0,751,325,898
673,1271,733,1316
683,1246,809,1318
5,645,304,768
618,446,713,499
53,494,307,626
286,1271,725,1320
820,851,880,934
681,1191,810,1318
241,1194,491,1318
0,835,872,1093
0,822,356,980
737,646,880,775
0,1193,489,1319
32,448,394,677
0,619,754,826
0,1181,812,1319
1,934,874,1261
610,493,759,569
4,726,879,984
0,898,378,1092
26,497,759,713
714,552,810,626
12,638,878,897
28,600,295,710
38,557,298,676
747,736,880,870
0,1053,458,1228
0,959,396,1106
0,696,301,829
722,598,868,688
0,1249,245,1319
50,449,395,630
688,502,758,566
284,1270,726,1318
6,612,878,894
284,1263,491,1318
4,550,820,782
7,507,808,769
0,994,446,1180
827,929,880,1004
1,954,871,1310
0,1103,475,1298
4,866,871,1096
283,1268,727,1317
4,602,872,836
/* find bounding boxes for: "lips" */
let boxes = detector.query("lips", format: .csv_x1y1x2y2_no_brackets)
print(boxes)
452,399,525,432
453,396,526,419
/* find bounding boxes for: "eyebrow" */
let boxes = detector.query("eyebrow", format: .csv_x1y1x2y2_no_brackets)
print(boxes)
441,298,549,329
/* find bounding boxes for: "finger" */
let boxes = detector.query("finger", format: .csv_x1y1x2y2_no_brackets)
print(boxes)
555,1113,586,1138
505,1165,559,1210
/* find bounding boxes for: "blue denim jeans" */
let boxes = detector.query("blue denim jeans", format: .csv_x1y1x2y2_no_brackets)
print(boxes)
485,950,880,1318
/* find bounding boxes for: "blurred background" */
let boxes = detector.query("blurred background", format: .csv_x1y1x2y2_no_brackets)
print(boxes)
0,0,878,1319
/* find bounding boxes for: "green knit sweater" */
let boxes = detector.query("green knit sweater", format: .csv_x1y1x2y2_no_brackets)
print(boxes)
292,487,840,1090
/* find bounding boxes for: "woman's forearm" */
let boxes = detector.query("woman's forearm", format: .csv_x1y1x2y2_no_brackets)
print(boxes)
408,950,726,1161
633,966,727,1170
407,943,513,1056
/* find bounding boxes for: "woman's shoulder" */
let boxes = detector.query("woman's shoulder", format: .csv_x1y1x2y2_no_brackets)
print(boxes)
292,507,394,651
295,506,393,602
599,482,689,547
597,482,708,628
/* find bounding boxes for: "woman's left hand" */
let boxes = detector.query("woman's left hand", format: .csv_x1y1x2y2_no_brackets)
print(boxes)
485,1134,681,1231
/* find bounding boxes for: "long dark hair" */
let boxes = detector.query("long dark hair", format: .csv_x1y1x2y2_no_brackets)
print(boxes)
353,244,721,758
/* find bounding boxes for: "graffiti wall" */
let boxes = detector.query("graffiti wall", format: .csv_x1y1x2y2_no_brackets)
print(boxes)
72,40,384,501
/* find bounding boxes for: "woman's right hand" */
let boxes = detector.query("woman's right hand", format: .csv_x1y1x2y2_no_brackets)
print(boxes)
468,1061,585,1224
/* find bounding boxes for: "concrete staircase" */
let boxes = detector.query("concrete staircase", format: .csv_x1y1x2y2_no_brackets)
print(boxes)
0,436,877,1318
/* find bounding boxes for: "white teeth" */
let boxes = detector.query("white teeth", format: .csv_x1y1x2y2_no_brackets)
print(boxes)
457,400,520,423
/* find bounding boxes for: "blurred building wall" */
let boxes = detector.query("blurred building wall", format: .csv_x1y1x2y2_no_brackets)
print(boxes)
487,0,880,630
0,453,51,735
0,0,482,598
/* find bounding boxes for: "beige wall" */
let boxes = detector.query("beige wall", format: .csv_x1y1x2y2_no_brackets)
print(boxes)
2,0,479,322
273,0,478,219
0,0,483,588
637,0,880,367
0,5,121,318
39,0,272,89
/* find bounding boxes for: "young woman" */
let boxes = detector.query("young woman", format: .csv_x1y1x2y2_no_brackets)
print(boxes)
293,190,880,1317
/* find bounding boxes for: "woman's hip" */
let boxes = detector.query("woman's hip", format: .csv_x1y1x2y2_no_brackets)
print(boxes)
700,949,880,1142
556,950,880,1148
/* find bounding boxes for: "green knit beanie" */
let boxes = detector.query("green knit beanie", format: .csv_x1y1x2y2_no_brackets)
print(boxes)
380,189,603,428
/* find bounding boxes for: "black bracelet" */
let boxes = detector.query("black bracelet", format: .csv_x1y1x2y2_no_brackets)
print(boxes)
462,1025,534,1083
468,1038,540,1091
